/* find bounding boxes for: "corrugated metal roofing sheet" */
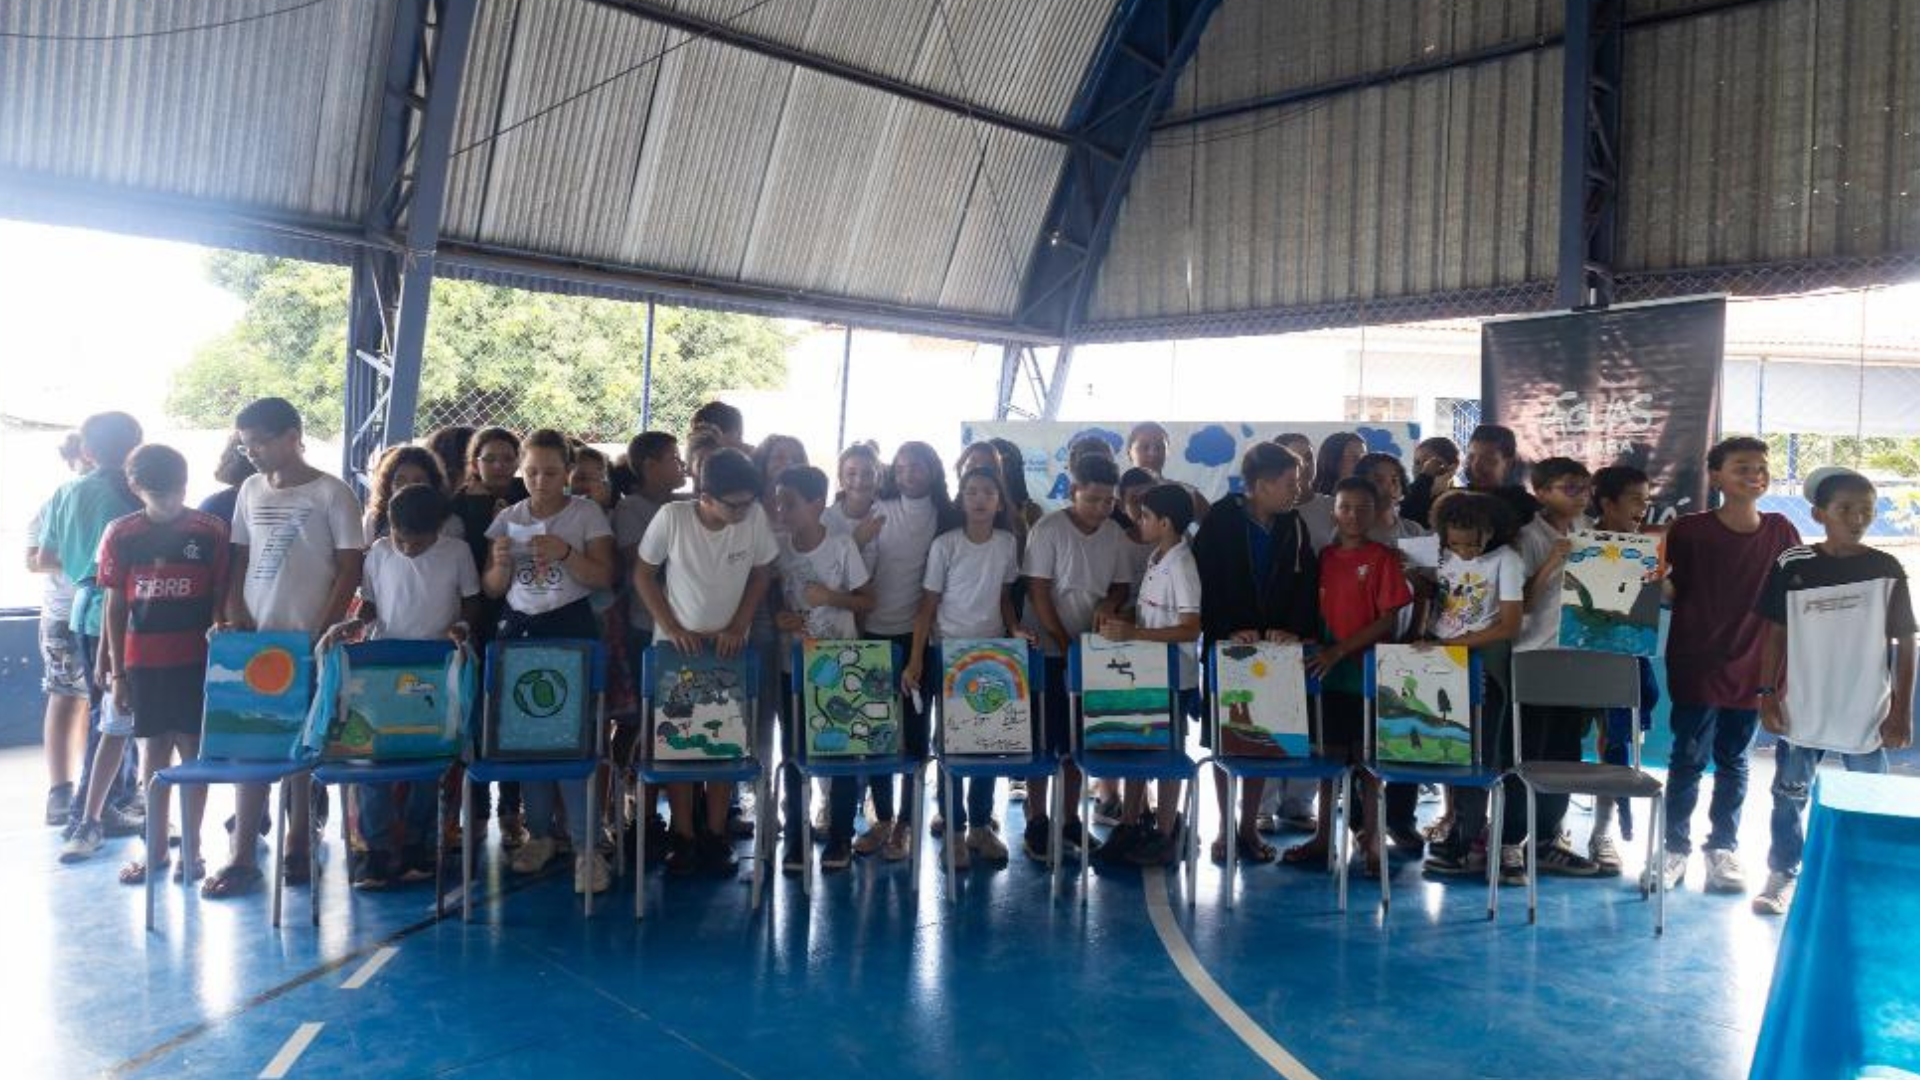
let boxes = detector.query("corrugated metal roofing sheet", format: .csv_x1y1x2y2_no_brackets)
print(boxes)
0,0,393,223
441,0,1065,318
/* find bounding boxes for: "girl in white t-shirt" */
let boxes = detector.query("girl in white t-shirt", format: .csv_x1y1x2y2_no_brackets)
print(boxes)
482,430,618,894
855,441,956,861
823,442,885,573
902,467,1027,869
1096,484,1202,866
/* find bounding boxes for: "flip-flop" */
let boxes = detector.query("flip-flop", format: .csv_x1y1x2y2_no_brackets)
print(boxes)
119,857,207,885
1279,838,1328,866
1238,834,1279,864
201,863,264,899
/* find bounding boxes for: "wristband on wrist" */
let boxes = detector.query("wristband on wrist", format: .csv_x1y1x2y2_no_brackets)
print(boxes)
1755,686,1776,698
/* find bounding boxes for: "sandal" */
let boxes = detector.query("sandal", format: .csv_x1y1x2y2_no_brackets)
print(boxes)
119,857,208,885
201,862,264,899
1280,837,1329,866
1237,833,1278,864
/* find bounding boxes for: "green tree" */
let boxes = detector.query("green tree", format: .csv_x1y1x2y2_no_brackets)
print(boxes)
168,253,790,441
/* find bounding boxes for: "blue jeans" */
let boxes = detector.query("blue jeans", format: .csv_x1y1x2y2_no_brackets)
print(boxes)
356,782,436,854
1767,740,1888,875
1664,704,1760,855
938,773,997,832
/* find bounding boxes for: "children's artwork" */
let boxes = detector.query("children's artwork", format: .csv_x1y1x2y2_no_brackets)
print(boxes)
650,645,751,761
485,642,595,759
1211,642,1310,758
1078,636,1173,751
202,631,315,761
308,642,470,761
801,640,900,757
940,639,1034,756
1559,529,1664,656
1373,644,1475,766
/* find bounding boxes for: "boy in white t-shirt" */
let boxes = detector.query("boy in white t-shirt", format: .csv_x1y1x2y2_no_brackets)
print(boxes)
769,465,874,872
322,484,480,888
634,448,779,876
1421,490,1525,878
1021,454,1133,862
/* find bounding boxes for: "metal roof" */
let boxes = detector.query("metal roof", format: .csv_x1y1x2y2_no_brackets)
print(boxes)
1,0,1916,346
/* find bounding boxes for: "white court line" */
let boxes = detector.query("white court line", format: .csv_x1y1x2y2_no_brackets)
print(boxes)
340,946,398,990
1142,867,1323,1080
258,1022,324,1079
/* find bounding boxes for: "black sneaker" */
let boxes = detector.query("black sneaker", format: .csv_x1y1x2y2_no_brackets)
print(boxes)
664,833,701,876
1423,841,1475,876
821,837,853,872
353,851,394,891
1022,814,1051,863
45,783,74,827
699,834,738,878
782,842,805,876
1093,797,1123,827
1061,819,1101,859
398,844,436,884
1127,828,1182,867
1387,825,1427,854
1094,823,1144,865
101,802,145,838
1534,838,1604,878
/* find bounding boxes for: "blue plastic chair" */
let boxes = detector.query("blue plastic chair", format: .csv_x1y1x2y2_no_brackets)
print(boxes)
633,643,769,920
931,640,1060,902
304,639,473,925
1198,643,1352,911
775,641,923,898
145,630,319,933
1363,648,1503,920
463,638,606,920
1068,638,1200,908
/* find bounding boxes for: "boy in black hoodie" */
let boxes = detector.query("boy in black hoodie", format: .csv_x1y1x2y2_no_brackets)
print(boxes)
1193,443,1320,864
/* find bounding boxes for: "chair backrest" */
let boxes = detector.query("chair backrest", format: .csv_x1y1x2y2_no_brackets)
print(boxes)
934,638,1044,757
303,639,470,762
1207,640,1314,759
793,639,904,762
641,642,757,764
481,638,604,761
1363,644,1486,771
201,630,316,762
1509,649,1644,769
1069,635,1180,754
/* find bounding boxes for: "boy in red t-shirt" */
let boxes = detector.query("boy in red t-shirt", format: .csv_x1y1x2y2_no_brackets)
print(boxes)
65,444,229,882
1294,477,1414,876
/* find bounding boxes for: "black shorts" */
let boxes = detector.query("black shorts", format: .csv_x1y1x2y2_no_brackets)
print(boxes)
1042,655,1071,755
1320,689,1365,760
128,665,205,738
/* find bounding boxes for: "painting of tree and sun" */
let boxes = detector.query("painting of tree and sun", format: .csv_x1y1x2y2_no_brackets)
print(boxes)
1212,641,1311,758
1372,644,1475,767
202,631,314,761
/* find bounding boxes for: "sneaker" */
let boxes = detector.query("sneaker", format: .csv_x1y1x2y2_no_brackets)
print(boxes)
398,844,436,884
1008,779,1027,802
948,835,971,871
1387,825,1427,854
353,851,394,891
1093,823,1143,865
699,834,738,878
1587,832,1623,875
930,813,945,839
664,833,701,876
1498,843,1528,886
1752,871,1796,916
853,824,890,857
1642,851,1687,892
1423,839,1486,877
1254,813,1280,835
782,843,805,876
509,837,556,875
59,821,104,863
1093,797,1123,827
101,802,145,839
1534,837,1603,878
881,819,911,862
1023,814,1051,863
811,806,831,835
1126,830,1180,867
1061,819,1101,859
573,852,612,894
965,825,1009,864
1422,814,1455,845
727,806,755,840
498,814,529,850
821,838,853,872
45,783,74,827
1704,848,1746,894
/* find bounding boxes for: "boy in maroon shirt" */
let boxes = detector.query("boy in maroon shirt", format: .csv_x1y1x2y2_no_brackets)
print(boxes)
1651,436,1800,895
62,445,229,881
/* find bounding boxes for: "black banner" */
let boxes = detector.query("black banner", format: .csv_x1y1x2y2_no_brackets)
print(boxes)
1482,297,1725,524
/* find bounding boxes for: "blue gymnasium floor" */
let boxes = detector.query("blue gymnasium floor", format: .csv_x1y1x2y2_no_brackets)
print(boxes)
9,746,1906,1080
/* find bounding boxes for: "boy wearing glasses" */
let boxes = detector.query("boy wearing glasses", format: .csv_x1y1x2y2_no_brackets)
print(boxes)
633,448,778,875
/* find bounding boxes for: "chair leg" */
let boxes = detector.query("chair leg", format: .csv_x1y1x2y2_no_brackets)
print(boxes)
908,766,922,896
1184,778,1199,911
1525,784,1539,925
433,787,446,920
795,766,812,901
310,781,322,928
634,774,647,923
462,775,475,924
583,774,597,918
1653,795,1666,937
751,771,767,913
1048,763,1064,900
1078,778,1091,907
271,782,286,929
145,778,163,933
1223,770,1237,908
943,767,958,904
1487,784,1505,921
613,772,627,880
1336,771,1349,915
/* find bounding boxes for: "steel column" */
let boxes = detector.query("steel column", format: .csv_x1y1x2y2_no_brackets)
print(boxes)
836,325,854,453
1558,0,1625,309
640,299,656,429
995,344,1023,420
1041,346,1073,421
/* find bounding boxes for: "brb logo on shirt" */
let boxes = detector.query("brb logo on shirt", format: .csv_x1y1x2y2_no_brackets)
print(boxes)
133,575,196,599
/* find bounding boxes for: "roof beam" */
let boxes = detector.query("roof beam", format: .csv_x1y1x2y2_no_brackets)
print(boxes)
1014,0,1225,340
585,0,1072,145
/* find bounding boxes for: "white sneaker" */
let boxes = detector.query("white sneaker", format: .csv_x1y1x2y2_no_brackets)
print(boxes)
509,836,556,875
966,825,1009,863
811,806,830,835
948,834,970,871
1752,871,1796,915
1587,832,1623,874
1641,851,1687,892
1704,848,1746,894
1498,843,1528,886
1007,779,1027,803
573,851,611,894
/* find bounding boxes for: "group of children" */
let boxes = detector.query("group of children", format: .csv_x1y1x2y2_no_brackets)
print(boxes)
29,396,1914,919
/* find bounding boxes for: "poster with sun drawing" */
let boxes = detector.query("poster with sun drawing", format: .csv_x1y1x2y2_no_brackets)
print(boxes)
1559,529,1664,656
940,639,1035,756
313,641,469,761
649,645,751,762
201,631,315,760
485,641,595,760
1373,645,1475,766
802,640,900,758
1078,637,1174,751
1212,642,1310,758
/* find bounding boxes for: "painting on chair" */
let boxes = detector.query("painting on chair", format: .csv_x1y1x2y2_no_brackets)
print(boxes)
1078,636,1172,752
940,639,1034,756
1373,644,1474,766
1559,529,1664,656
485,642,596,760
650,645,751,762
317,642,468,761
1212,641,1310,758
802,640,900,757
202,631,315,761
